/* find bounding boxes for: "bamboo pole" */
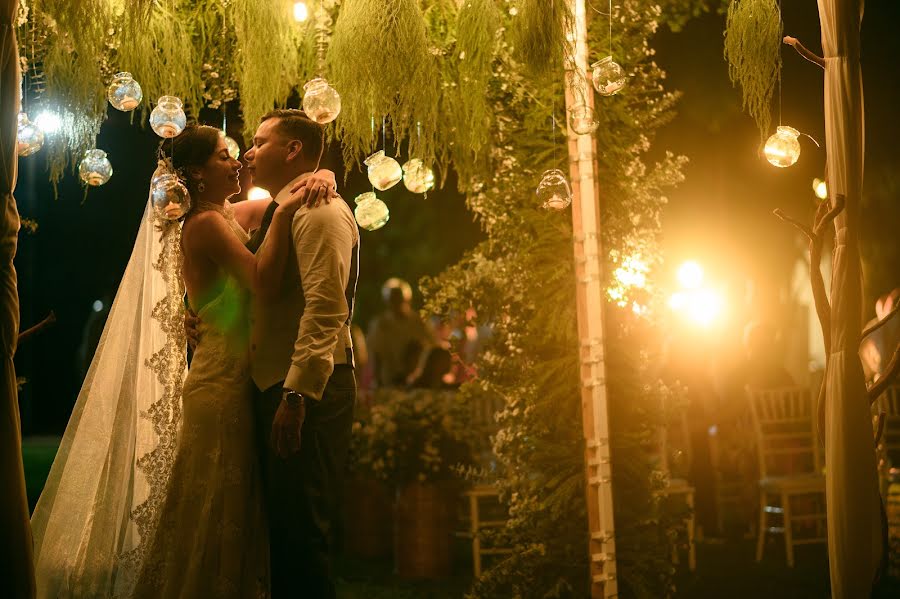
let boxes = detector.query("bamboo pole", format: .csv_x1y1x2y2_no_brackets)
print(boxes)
564,1,617,596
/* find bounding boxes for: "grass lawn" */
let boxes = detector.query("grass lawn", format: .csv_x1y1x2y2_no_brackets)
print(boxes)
21,437,900,598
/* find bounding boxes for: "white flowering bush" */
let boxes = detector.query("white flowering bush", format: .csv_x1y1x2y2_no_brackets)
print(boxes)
354,388,480,486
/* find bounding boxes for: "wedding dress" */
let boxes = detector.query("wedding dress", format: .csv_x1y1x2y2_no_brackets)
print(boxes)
31,166,268,598
130,201,268,598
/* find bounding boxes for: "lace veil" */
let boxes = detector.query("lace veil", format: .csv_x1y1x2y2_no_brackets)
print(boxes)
30,162,187,597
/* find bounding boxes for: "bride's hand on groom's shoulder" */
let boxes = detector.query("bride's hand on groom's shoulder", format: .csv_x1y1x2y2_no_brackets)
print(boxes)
287,169,337,212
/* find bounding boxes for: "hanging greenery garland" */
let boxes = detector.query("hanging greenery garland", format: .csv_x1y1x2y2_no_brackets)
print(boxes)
723,0,783,145
511,0,574,80
327,0,440,169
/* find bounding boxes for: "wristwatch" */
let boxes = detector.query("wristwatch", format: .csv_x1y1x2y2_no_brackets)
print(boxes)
283,390,306,409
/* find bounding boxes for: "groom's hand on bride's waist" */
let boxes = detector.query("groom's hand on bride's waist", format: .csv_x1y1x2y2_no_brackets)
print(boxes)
184,311,201,351
272,389,307,458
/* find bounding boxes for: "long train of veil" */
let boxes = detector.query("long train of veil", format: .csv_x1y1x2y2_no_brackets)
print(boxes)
30,165,187,598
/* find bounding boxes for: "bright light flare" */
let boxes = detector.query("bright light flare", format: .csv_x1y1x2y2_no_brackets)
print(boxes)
608,254,649,308
293,1,308,21
247,186,271,201
813,178,828,200
34,110,62,134
669,288,724,328
677,261,703,289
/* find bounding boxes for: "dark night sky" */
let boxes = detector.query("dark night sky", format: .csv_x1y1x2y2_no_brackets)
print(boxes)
13,2,900,434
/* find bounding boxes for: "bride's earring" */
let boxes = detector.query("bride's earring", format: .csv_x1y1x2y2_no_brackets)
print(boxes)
197,179,206,193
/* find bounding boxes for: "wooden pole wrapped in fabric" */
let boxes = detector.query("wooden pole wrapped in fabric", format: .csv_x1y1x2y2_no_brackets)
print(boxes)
0,0,36,596
564,0,617,596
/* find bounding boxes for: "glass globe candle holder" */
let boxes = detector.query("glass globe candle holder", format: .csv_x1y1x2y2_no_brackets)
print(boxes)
365,150,403,191
79,149,113,186
16,112,44,156
591,56,627,96
150,95,187,138
401,159,435,194
151,173,192,220
302,78,341,124
764,125,801,168
568,103,598,135
537,168,573,211
354,191,390,231
107,72,143,112
220,131,240,160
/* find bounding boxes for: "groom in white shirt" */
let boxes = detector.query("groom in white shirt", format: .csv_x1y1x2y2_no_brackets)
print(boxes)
243,109,359,598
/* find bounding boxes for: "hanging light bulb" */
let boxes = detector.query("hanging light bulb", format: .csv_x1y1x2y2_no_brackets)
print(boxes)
301,78,341,124
764,125,801,168
536,169,572,211
591,56,627,96
151,173,192,220
812,178,828,200
353,191,390,231
78,149,113,186
293,1,309,22
107,71,143,112
16,112,44,156
247,186,271,201
365,150,403,191
401,159,435,194
568,103,598,135
149,95,187,138
220,130,240,160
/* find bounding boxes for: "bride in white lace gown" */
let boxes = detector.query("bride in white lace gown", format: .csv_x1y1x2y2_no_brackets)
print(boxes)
30,125,336,598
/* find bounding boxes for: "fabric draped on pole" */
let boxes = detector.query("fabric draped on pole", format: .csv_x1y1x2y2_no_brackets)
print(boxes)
0,0,36,595
30,168,188,597
817,0,884,595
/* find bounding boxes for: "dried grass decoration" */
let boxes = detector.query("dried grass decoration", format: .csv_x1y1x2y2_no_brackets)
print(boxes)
327,0,440,169
723,0,783,146
511,0,574,80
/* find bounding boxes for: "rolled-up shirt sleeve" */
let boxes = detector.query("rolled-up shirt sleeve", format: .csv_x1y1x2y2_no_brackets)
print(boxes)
283,203,354,400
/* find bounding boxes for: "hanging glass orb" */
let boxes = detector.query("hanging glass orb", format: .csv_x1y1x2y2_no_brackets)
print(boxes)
401,159,435,194
353,191,390,231
302,77,341,124
536,168,572,211
365,150,403,191
78,149,113,186
16,112,44,156
591,56,627,96
568,104,598,135
220,131,240,160
151,173,192,221
764,125,801,168
107,71,143,112
149,95,187,138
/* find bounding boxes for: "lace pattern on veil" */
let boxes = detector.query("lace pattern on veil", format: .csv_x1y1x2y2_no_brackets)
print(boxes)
116,215,186,590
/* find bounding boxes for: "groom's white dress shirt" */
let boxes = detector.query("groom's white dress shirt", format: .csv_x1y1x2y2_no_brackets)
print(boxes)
249,173,359,400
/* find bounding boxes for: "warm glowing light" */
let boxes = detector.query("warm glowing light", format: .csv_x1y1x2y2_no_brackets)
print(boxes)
608,254,649,308
293,2,308,22
677,261,703,289
764,125,801,168
247,186,271,201
669,288,724,327
34,110,62,134
813,178,828,200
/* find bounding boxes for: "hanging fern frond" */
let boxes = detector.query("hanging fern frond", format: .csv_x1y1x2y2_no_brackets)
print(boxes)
328,0,440,170
723,0,783,145
511,0,574,80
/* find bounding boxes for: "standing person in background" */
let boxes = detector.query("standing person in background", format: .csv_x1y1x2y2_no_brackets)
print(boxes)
367,278,433,387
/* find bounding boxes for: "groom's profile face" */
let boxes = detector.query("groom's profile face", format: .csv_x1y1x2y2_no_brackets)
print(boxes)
245,118,296,193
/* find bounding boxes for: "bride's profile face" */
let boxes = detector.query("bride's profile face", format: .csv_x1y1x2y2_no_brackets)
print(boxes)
197,136,242,200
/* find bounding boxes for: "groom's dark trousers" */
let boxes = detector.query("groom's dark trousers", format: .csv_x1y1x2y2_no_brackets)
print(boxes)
254,367,356,599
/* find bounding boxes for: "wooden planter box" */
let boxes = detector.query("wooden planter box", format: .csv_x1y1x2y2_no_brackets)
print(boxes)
343,476,394,559
394,481,454,579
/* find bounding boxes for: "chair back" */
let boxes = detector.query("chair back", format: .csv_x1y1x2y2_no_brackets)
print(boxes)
747,386,819,478
874,385,900,471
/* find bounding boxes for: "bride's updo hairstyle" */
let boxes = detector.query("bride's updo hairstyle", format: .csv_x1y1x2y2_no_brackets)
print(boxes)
163,124,221,196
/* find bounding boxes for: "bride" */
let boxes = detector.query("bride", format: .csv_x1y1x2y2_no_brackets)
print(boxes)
30,124,337,597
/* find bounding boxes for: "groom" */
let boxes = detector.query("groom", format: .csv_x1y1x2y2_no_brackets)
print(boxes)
244,109,359,598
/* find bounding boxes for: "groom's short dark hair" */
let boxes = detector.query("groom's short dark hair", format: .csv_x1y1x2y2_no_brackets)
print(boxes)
260,109,325,165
